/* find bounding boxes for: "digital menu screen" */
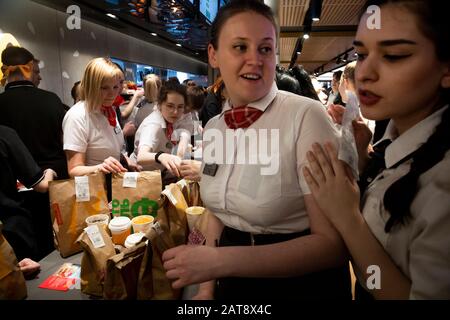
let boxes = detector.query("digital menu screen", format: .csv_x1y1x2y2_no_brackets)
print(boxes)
199,0,218,23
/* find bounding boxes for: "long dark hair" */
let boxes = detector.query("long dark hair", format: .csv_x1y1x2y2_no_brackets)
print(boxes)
361,0,450,232
209,0,277,50
289,65,321,101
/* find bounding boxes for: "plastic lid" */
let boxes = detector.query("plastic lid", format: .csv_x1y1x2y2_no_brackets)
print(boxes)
124,232,145,248
108,216,131,232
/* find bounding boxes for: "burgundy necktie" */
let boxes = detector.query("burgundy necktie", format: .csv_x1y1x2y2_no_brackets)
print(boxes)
166,122,176,145
224,106,263,129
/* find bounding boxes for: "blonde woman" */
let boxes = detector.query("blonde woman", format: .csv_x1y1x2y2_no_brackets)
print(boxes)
133,74,159,129
63,57,128,176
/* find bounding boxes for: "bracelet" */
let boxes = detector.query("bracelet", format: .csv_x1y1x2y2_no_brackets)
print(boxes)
155,151,165,164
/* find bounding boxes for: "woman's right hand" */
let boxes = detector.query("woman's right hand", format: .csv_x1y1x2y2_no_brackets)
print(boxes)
97,156,127,174
159,153,182,177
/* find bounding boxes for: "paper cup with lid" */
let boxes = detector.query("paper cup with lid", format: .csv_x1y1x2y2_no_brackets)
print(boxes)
108,216,131,245
85,214,110,231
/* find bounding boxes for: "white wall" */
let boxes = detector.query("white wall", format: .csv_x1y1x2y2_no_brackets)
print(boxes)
0,0,208,105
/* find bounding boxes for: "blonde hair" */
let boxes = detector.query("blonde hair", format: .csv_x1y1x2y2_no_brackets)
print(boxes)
144,74,161,91
80,57,122,112
342,61,357,86
143,76,158,102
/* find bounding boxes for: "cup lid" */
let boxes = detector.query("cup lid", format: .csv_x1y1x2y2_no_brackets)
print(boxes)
125,232,145,248
86,213,109,223
186,206,205,215
109,216,131,230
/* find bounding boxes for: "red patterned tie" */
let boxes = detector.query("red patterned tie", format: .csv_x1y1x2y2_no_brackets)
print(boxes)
101,105,117,127
166,122,176,145
224,106,264,129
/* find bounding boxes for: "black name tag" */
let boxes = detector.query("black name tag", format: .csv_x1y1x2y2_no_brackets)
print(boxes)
203,163,218,177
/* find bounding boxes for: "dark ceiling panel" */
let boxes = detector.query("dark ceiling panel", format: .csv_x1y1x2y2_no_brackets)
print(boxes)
31,0,212,62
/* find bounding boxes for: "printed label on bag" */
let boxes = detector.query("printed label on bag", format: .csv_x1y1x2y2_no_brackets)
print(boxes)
123,172,139,188
84,225,105,248
75,176,90,202
52,203,63,225
162,188,177,205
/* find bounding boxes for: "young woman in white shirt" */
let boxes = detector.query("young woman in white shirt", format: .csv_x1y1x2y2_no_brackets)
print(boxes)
135,82,192,177
162,0,351,300
63,57,128,176
303,0,450,299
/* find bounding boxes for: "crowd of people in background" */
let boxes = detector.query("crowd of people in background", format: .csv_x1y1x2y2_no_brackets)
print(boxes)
0,0,449,300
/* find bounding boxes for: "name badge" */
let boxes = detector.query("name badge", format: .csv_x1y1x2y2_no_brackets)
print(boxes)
114,126,121,134
203,163,218,177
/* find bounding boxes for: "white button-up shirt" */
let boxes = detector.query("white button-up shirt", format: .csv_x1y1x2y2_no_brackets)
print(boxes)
200,83,340,234
132,109,193,170
359,106,450,299
63,101,124,166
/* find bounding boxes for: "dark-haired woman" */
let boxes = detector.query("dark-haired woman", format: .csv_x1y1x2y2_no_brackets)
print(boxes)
289,65,321,101
135,82,193,177
303,0,450,299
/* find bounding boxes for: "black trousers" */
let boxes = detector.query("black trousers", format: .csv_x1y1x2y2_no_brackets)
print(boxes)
214,226,352,300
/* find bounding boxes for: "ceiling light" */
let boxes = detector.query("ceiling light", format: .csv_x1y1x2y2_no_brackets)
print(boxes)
106,13,118,19
151,32,157,36
303,33,310,40
342,53,349,62
176,43,182,47
297,51,301,55
310,0,322,22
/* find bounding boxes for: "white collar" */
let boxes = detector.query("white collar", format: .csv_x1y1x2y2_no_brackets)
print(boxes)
220,81,278,116
379,105,448,168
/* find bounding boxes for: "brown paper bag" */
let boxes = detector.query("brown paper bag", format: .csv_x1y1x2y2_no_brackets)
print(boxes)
77,224,116,297
161,183,189,247
137,221,180,300
111,171,162,219
0,222,27,300
49,172,109,257
176,179,203,208
187,209,210,245
187,181,203,207
103,241,147,300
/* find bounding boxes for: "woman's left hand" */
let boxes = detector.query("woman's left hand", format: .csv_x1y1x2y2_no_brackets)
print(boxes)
162,245,221,289
302,142,361,231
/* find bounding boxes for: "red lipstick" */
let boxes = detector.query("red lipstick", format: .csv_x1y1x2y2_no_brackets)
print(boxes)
358,89,381,106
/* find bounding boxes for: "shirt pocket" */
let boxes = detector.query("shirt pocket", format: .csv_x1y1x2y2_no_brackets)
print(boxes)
237,162,282,208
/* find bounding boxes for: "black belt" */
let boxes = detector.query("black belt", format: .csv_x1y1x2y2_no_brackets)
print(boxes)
219,226,310,246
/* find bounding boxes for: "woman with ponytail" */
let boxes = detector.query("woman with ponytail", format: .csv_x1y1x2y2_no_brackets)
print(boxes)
303,0,450,299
